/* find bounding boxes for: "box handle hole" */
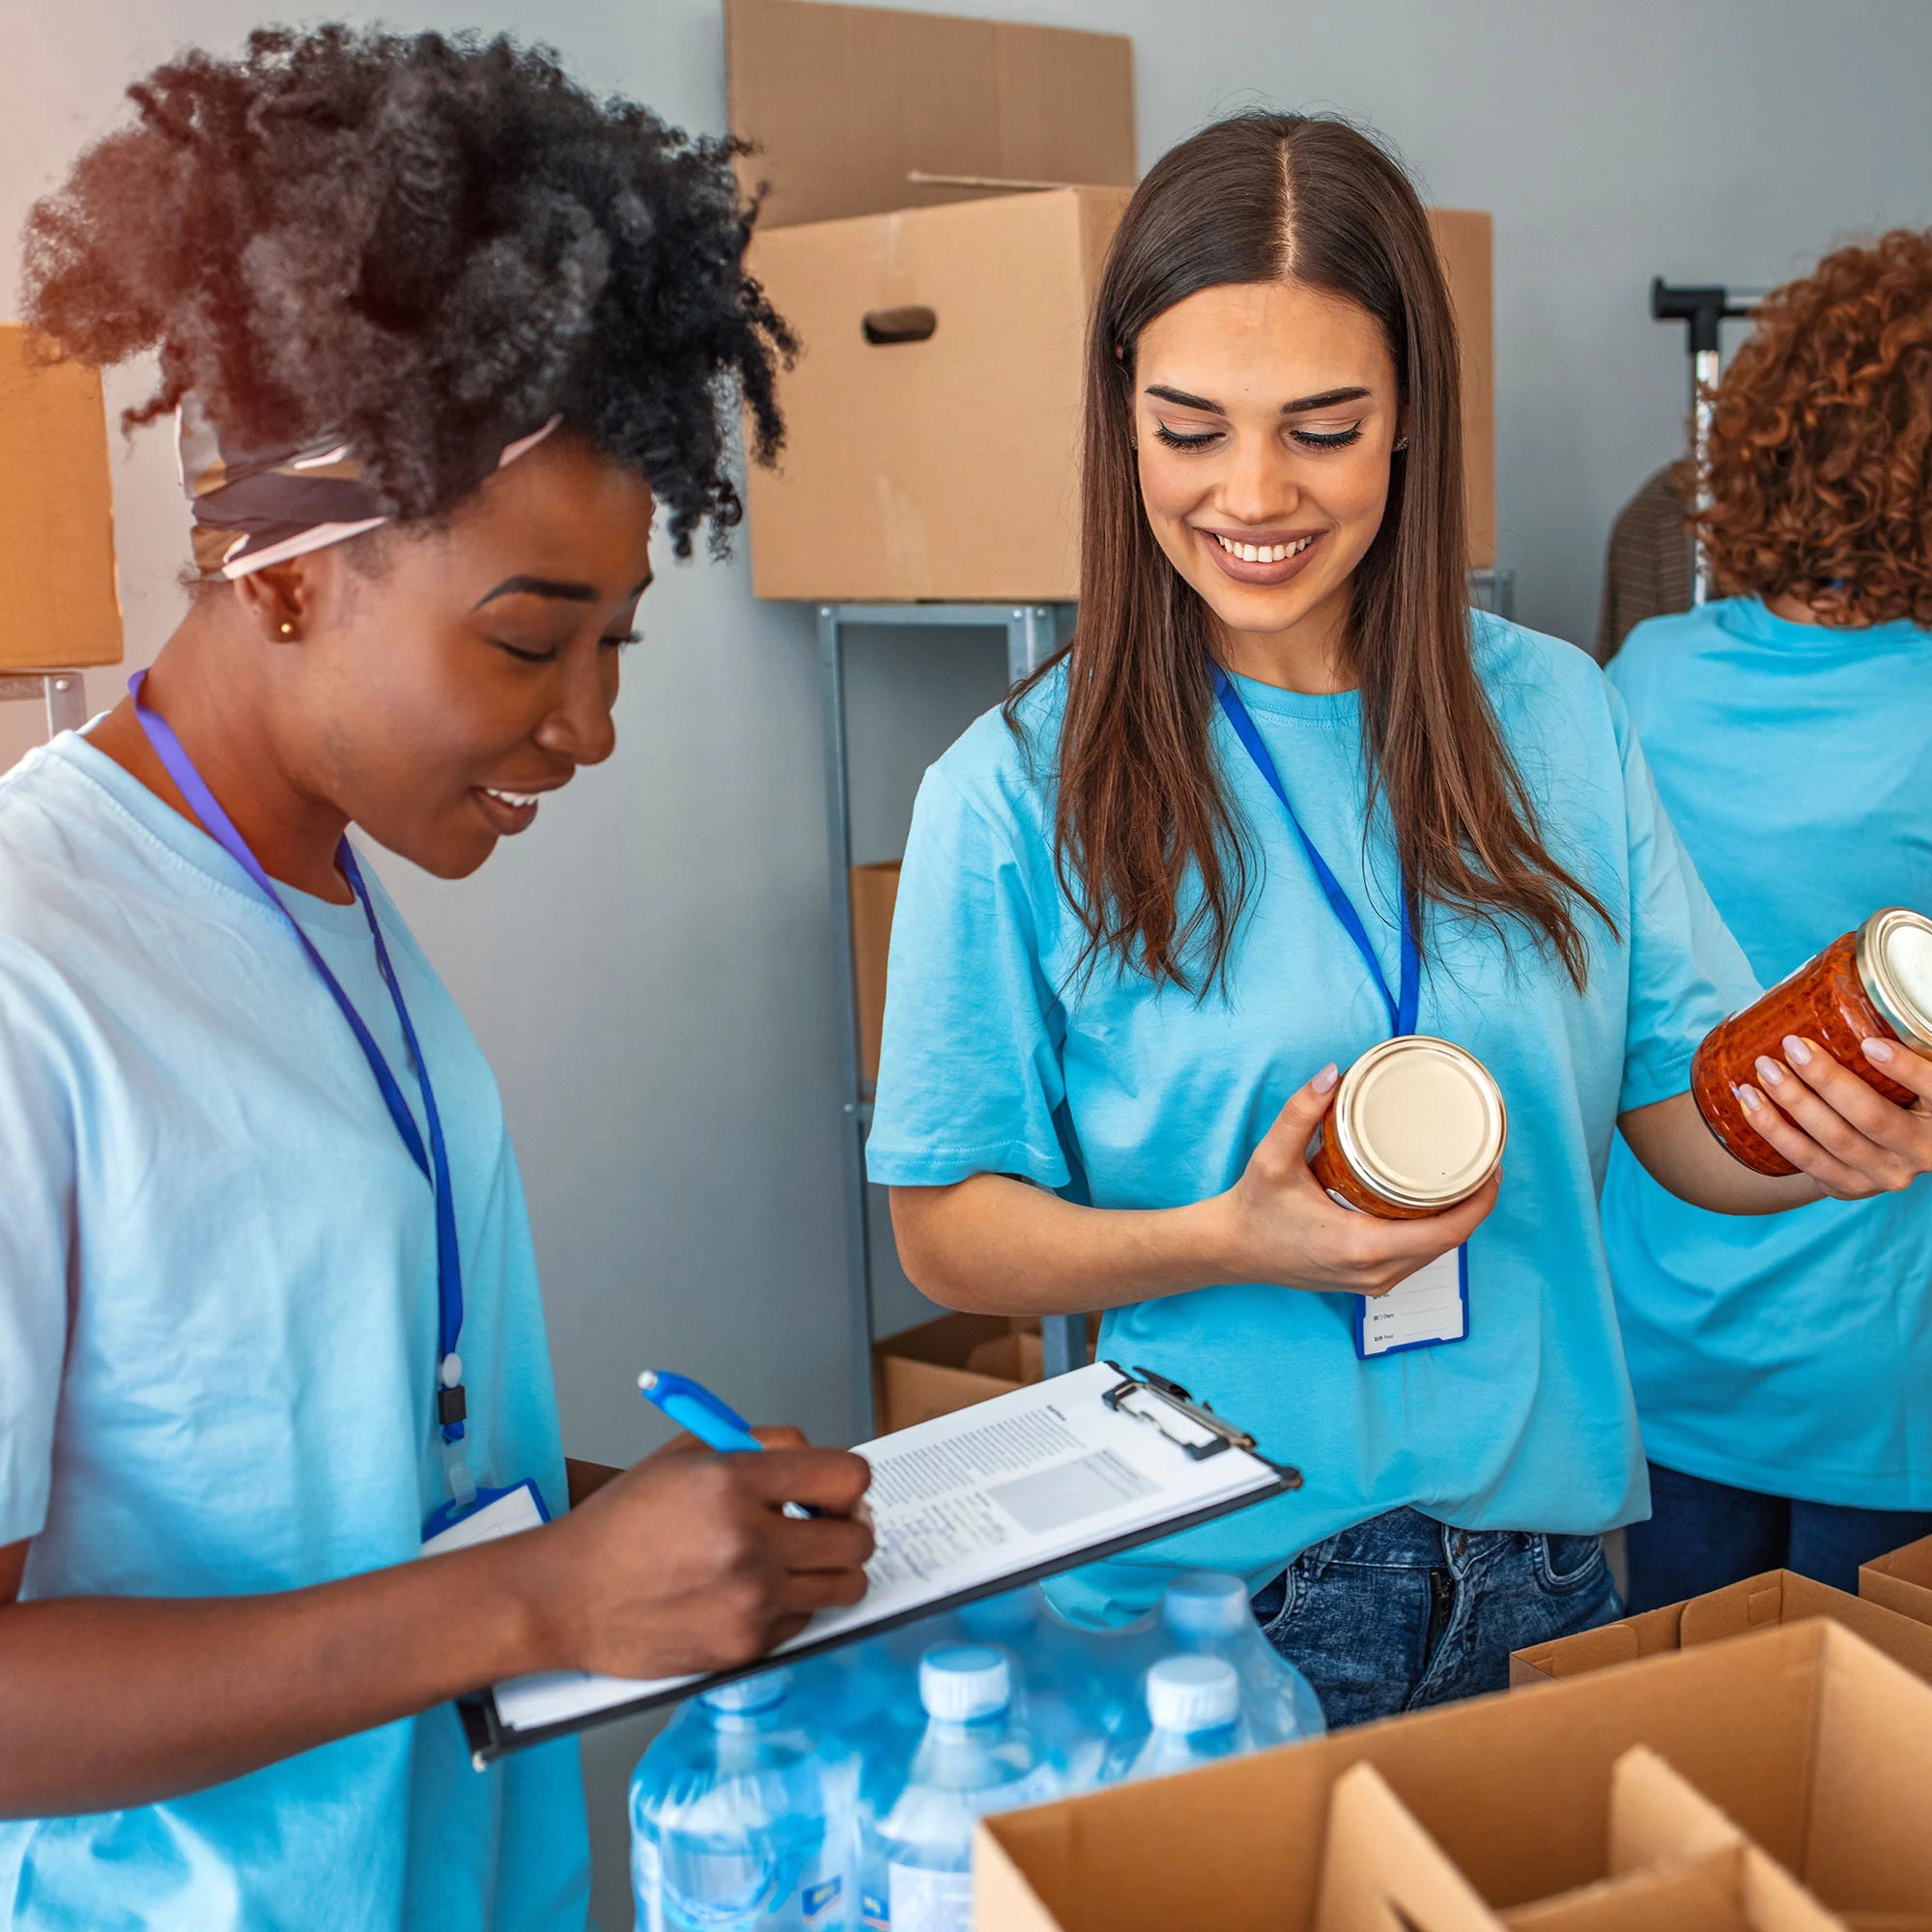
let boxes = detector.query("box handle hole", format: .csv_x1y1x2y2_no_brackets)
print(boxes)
862,306,938,346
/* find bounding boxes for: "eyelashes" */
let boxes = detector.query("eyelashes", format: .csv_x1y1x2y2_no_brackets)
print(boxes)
1151,423,1366,453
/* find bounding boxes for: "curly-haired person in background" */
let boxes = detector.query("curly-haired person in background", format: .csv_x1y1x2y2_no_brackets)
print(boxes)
0,26,874,1929
1602,230,1932,1610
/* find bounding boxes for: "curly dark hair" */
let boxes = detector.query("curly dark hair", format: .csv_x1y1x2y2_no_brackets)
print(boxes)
1694,229,1932,626
19,23,793,558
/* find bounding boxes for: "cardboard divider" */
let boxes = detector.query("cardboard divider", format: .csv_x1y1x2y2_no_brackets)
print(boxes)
1511,1570,1932,1689
1313,1747,1845,1932
1861,1533,1932,1630
974,1623,1932,1932
0,327,123,671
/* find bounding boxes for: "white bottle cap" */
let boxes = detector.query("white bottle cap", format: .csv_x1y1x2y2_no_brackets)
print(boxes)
1147,1655,1240,1733
920,1644,1011,1721
1162,1571,1249,1638
701,1667,788,1715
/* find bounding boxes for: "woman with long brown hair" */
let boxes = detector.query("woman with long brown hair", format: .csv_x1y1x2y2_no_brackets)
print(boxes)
867,113,1932,1724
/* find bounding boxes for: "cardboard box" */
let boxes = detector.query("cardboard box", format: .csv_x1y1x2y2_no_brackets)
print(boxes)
974,1622,1932,1931
745,183,1127,601
1509,1568,1932,1689
873,1311,1098,1433
0,327,123,670
1861,1531,1932,1630
1317,1747,1846,1932
875,1311,1031,1434
729,0,1495,598
850,859,900,1087
724,0,1136,231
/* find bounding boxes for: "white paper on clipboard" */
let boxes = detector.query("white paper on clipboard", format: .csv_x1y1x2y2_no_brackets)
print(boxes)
483,1361,1293,1744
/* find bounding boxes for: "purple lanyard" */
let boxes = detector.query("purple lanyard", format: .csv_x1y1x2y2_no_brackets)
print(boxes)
128,673,469,1449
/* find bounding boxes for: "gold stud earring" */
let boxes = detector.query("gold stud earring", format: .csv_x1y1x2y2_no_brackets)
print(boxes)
278,621,297,638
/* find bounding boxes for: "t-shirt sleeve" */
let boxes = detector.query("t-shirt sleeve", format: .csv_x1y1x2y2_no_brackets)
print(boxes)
865,766,1071,1191
0,945,74,1548
1611,684,1761,1114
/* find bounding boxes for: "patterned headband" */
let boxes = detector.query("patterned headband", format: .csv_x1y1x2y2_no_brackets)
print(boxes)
176,394,562,580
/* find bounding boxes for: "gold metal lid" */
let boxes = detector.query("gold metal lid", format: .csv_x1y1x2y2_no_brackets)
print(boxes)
1857,907,1932,1053
1333,1035,1508,1211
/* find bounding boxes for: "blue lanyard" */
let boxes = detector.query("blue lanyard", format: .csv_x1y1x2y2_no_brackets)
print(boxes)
1211,665,1420,1037
128,673,469,1449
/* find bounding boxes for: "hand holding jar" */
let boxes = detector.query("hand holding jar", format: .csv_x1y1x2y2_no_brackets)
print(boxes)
1213,1047,1501,1298
1692,908,1932,1199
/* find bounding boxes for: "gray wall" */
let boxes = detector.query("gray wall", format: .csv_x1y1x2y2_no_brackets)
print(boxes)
8,2,1932,1922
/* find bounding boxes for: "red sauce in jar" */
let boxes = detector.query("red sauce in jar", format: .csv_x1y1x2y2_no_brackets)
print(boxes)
1691,908,1932,1176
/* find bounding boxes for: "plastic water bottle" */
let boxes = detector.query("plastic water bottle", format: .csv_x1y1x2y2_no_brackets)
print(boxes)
857,1644,1060,1931
1160,1571,1326,1745
1119,1656,1245,1781
630,1667,852,1932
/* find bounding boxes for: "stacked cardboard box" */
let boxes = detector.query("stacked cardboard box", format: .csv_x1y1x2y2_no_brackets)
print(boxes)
725,0,1497,601
973,1615,1932,1931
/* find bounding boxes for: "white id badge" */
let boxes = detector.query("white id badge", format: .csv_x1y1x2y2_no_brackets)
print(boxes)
421,1477,550,1555
1355,1244,1469,1359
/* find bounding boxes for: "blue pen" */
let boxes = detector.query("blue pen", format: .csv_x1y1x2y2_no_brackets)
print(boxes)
638,1369,819,1518
637,1368,765,1453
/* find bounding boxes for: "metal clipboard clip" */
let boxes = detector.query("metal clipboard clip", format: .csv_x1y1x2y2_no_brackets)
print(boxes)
1101,1362,1258,1462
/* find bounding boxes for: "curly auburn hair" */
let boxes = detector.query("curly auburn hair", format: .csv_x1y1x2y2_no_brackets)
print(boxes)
19,24,793,558
1695,229,1932,626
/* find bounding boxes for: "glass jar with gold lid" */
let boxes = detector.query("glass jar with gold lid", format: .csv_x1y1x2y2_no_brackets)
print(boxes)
1692,906,1932,1177
1308,1036,1508,1220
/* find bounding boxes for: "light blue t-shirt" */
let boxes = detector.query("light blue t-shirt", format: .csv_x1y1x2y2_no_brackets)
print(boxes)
1602,596,1932,1508
0,734,590,1930
867,613,1758,1619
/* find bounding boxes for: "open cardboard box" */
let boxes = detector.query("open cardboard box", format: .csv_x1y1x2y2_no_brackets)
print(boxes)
975,1621,1932,1932
1509,1568,1932,1688
0,326,123,672
727,0,1495,600
1861,1531,1932,1631
873,1311,1097,1434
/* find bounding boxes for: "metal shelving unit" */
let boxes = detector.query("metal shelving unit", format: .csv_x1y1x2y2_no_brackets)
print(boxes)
818,569,1516,1437
0,670,89,738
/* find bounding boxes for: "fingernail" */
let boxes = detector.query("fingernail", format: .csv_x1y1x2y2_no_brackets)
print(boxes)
1755,1056,1784,1088
1314,1064,1339,1094
1740,1084,1764,1112
1864,1037,1896,1065
1782,1036,1812,1067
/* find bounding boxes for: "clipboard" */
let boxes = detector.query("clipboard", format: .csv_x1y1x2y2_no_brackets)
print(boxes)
459,1360,1301,1765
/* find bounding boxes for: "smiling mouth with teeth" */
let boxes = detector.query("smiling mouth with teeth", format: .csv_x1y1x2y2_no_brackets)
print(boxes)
481,786,541,810
1209,532,1318,564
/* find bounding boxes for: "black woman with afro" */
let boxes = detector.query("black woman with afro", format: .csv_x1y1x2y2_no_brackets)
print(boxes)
0,26,873,1928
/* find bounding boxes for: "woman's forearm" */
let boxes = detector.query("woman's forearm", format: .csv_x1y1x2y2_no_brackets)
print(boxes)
890,1175,1232,1315
1618,1091,1822,1214
0,1533,552,1818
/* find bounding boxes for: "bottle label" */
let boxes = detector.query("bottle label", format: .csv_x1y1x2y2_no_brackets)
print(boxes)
861,1888,891,1930
802,1875,844,1921
888,1863,975,1932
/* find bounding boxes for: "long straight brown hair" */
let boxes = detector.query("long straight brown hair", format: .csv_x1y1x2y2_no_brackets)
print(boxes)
1011,112,1613,994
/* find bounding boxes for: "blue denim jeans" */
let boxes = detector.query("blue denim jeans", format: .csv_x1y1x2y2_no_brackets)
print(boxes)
1626,1462,1932,1610
1248,1507,1623,1728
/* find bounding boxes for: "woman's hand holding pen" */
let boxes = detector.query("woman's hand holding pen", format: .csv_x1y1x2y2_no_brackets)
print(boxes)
520,1429,875,1682
1211,1061,1499,1297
